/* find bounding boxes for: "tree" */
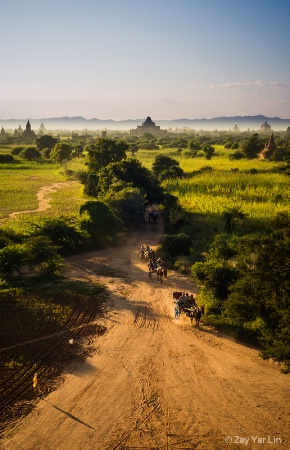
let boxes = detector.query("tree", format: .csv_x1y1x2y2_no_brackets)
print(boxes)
30,217,84,255
160,233,192,258
158,165,184,181
222,207,246,233
83,172,99,197
36,134,58,150
240,134,261,159
202,144,215,160
24,236,63,276
50,142,73,163
0,245,25,281
19,146,41,161
224,233,290,371
85,138,128,172
97,158,163,204
0,154,14,163
11,146,25,155
79,200,124,246
168,206,189,233
103,184,146,229
152,155,184,181
129,143,138,157
191,260,238,304
72,143,84,158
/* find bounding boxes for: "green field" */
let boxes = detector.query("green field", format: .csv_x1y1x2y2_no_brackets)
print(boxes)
0,144,288,233
136,146,279,172
165,171,290,220
0,160,86,233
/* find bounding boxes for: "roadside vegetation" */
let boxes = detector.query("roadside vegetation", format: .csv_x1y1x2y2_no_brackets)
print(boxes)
1,126,290,372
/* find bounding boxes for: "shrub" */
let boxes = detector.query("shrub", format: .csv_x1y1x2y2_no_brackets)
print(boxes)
174,256,191,274
229,150,245,160
0,245,25,281
0,154,14,163
20,147,41,160
11,146,25,155
159,233,192,258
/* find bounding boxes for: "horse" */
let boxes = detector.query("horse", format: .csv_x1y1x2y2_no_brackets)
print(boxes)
155,266,164,283
155,264,167,283
139,249,146,261
190,306,204,328
148,260,156,278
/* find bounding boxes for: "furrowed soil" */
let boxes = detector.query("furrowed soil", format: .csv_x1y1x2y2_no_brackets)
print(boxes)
1,217,290,450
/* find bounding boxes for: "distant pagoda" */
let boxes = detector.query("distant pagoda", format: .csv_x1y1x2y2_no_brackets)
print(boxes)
130,116,167,136
38,122,46,136
260,121,271,132
21,120,36,142
260,131,277,159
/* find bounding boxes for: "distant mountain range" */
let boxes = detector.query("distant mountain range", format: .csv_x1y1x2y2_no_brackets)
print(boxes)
1,115,290,132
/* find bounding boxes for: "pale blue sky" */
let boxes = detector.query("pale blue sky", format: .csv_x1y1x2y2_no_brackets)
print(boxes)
1,0,290,119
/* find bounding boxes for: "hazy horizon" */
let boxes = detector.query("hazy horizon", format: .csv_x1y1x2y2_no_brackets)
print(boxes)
1,0,290,120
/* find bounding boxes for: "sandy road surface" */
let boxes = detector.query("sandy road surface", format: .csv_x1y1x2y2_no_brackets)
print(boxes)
2,219,290,450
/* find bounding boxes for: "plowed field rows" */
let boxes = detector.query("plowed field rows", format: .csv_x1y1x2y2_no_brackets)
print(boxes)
0,291,106,434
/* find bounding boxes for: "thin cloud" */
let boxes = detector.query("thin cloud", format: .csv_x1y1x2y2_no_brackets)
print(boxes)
210,81,290,89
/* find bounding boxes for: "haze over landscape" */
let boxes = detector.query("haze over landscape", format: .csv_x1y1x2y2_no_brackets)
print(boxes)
1,0,290,122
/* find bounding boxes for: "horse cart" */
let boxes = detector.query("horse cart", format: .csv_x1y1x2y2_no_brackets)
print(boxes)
173,292,204,327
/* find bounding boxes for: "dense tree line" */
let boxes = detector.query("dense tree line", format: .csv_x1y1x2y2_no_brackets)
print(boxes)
189,213,290,372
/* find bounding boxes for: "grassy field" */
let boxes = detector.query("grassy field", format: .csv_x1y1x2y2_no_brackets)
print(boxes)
0,159,86,235
0,144,288,233
135,146,279,172
135,146,288,223
164,171,290,220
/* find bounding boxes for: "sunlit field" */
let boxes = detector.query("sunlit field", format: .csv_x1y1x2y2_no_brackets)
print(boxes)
4,182,85,235
136,147,279,172
165,171,290,221
0,162,66,219
0,159,85,236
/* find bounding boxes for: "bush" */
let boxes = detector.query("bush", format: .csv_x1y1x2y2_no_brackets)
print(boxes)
199,165,213,173
41,148,52,158
229,150,245,160
20,147,41,161
30,217,85,255
159,233,192,258
0,245,25,281
174,256,191,274
0,154,14,163
24,235,63,276
11,146,25,155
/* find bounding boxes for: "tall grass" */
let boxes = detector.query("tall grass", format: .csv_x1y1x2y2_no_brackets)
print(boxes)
165,171,290,220
136,147,278,172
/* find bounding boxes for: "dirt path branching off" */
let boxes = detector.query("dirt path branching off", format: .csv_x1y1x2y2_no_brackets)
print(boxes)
9,182,74,218
1,219,289,450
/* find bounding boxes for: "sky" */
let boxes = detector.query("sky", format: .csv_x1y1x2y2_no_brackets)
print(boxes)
1,0,290,120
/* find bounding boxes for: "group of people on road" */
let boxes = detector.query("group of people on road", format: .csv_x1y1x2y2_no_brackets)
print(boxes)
139,244,167,280
139,244,155,262
174,292,204,327
148,256,167,279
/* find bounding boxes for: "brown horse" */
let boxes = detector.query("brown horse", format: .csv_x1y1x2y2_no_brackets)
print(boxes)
155,266,164,282
190,306,204,327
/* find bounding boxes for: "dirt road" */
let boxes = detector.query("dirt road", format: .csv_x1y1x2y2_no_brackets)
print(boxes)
2,219,290,450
